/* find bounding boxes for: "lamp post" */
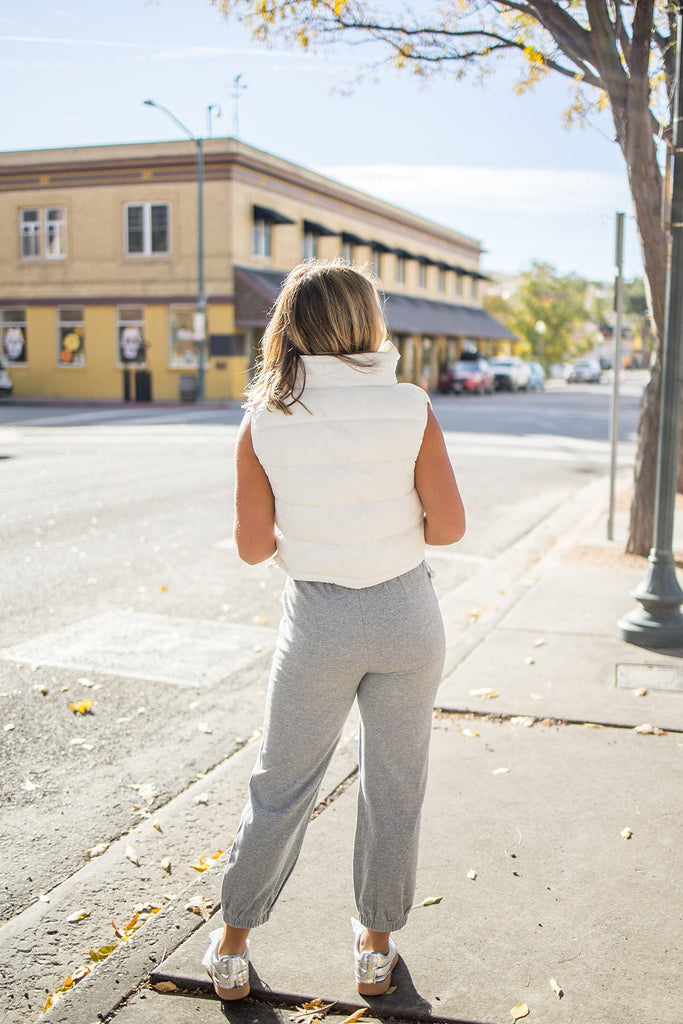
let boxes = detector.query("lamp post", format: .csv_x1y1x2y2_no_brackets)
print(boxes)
144,98,212,401
618,3,683,647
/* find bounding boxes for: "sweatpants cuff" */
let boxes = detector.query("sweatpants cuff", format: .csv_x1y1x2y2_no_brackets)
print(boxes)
357,912,409,932
221,911,271,929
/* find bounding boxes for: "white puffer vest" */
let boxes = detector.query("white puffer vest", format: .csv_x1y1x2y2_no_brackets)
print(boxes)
251,341,429,588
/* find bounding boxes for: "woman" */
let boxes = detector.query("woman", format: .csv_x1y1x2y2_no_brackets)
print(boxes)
204,259,465,1000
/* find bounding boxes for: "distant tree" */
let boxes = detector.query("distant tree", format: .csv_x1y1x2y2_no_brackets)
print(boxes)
213,0,679,554
494,261,589,367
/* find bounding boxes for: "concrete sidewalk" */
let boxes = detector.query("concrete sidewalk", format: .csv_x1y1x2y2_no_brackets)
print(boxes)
41,482,683,1024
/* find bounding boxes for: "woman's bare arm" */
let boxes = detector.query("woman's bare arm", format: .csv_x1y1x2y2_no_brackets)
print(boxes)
415,405,466,546
233,412,277,564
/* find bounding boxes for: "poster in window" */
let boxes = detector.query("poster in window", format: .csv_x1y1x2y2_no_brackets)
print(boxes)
169,307,198,368
3,324,27,365
118,324,145,364
59,325,85,366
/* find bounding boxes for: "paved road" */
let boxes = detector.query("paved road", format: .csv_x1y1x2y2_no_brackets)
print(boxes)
0,379,643,1021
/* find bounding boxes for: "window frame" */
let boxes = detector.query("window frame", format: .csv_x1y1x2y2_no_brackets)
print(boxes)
396,256,406,285
45,207,67,259
302,230,319,260
124,201,171,257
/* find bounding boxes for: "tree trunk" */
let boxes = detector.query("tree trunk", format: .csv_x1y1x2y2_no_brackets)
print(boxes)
614,92,667,555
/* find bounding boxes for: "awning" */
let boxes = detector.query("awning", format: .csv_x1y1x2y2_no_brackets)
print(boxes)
252,204,295,225
383,293,515,340
303,219,338,237
233,265,515,340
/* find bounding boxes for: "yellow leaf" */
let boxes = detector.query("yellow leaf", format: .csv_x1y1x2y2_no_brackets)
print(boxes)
69,699,93,714
621,827,633,840
190,855,209,872
89,944,118,962
510,1004,530,1021
469,688,499,699
414,895,442,907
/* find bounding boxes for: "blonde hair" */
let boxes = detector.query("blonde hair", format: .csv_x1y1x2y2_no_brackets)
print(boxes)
244,259,387,414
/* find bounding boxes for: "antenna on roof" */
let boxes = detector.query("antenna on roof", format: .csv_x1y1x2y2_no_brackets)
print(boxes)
232,74,247,140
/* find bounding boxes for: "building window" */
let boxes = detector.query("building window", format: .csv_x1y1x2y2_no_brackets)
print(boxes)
341,239,353,264
58,308,85,367
2,309,28,365
396,256,406,285
46,208,66,258
371,248,381,277
20,210,41,259
303,230,318,260
117,307,146,366
471,277,479,299
19,207,66,260
438,268,445,293
125,202,169,256
253,218,272,257
455,274,463,297
418,262,426,288
169,306,199,368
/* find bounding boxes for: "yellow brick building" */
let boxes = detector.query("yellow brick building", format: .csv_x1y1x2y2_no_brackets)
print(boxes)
0,138,514,401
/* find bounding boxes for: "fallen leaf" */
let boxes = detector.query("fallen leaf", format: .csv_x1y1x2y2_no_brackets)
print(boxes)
185,899,211,920
340,1011,366,1024
39,893,51,903
533,638,546,648
621,827,633,840
190,855,210,872
289,1000,336,1023
4,722,15,733
468,608,480,621
152,820,163,832
253,615,269,625
460,728,479,737
492,767,511,775
153,980,177,992
467,869,478,881
197,721,213,734
634,723,666,735
78,677,95,688
69,699,93,715
89,944,118,962
194,793,210,805
524,657,535,665
510,1004,530,1021
125,844,140,866
413,895,442,908
510,716,535,727
87,842,109,858
550,977,564,999
469,688,499,699
635,688,648,697
67,908,92,923
160,857,172,873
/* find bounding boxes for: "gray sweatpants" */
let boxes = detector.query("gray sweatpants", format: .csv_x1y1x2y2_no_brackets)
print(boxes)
220,560,445,933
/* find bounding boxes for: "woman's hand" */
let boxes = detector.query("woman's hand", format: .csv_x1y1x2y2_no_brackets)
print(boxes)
233,412,277,564
415,406,466,546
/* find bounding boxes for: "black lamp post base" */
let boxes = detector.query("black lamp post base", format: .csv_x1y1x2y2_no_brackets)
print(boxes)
618,605,683,648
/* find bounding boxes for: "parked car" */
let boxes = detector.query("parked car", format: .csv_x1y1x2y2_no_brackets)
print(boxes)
439,358,494,395
526,361,546,392
0,364,12,397
489,356,531,391
565,358,602,384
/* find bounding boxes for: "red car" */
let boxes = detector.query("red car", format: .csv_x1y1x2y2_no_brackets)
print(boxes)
439,359,494,395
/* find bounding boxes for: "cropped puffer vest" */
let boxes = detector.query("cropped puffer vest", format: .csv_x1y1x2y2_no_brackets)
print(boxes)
251,341,429,588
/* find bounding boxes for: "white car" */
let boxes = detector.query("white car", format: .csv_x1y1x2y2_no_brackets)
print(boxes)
489,356,531,392
565,358,602,384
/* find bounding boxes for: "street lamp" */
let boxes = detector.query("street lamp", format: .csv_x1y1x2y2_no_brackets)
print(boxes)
143,98,211,401
618,2,683,646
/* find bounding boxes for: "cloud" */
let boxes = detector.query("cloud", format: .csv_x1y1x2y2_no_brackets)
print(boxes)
318,164,632,218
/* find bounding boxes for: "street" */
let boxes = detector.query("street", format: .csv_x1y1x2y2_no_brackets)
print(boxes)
0,376,644,1021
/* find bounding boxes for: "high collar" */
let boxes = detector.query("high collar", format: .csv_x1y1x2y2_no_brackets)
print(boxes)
299,340,399,389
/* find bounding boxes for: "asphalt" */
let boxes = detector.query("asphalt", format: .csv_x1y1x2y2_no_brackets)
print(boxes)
38,474,683,1024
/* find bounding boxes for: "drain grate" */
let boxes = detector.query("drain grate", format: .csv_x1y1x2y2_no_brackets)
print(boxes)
616,663,683,693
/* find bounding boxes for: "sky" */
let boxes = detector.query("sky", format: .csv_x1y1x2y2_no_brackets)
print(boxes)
1,0,644,282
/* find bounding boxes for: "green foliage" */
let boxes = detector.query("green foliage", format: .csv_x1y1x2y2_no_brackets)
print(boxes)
484,262,589,367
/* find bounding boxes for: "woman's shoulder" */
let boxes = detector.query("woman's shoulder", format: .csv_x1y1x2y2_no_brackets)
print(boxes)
396,382,430,411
